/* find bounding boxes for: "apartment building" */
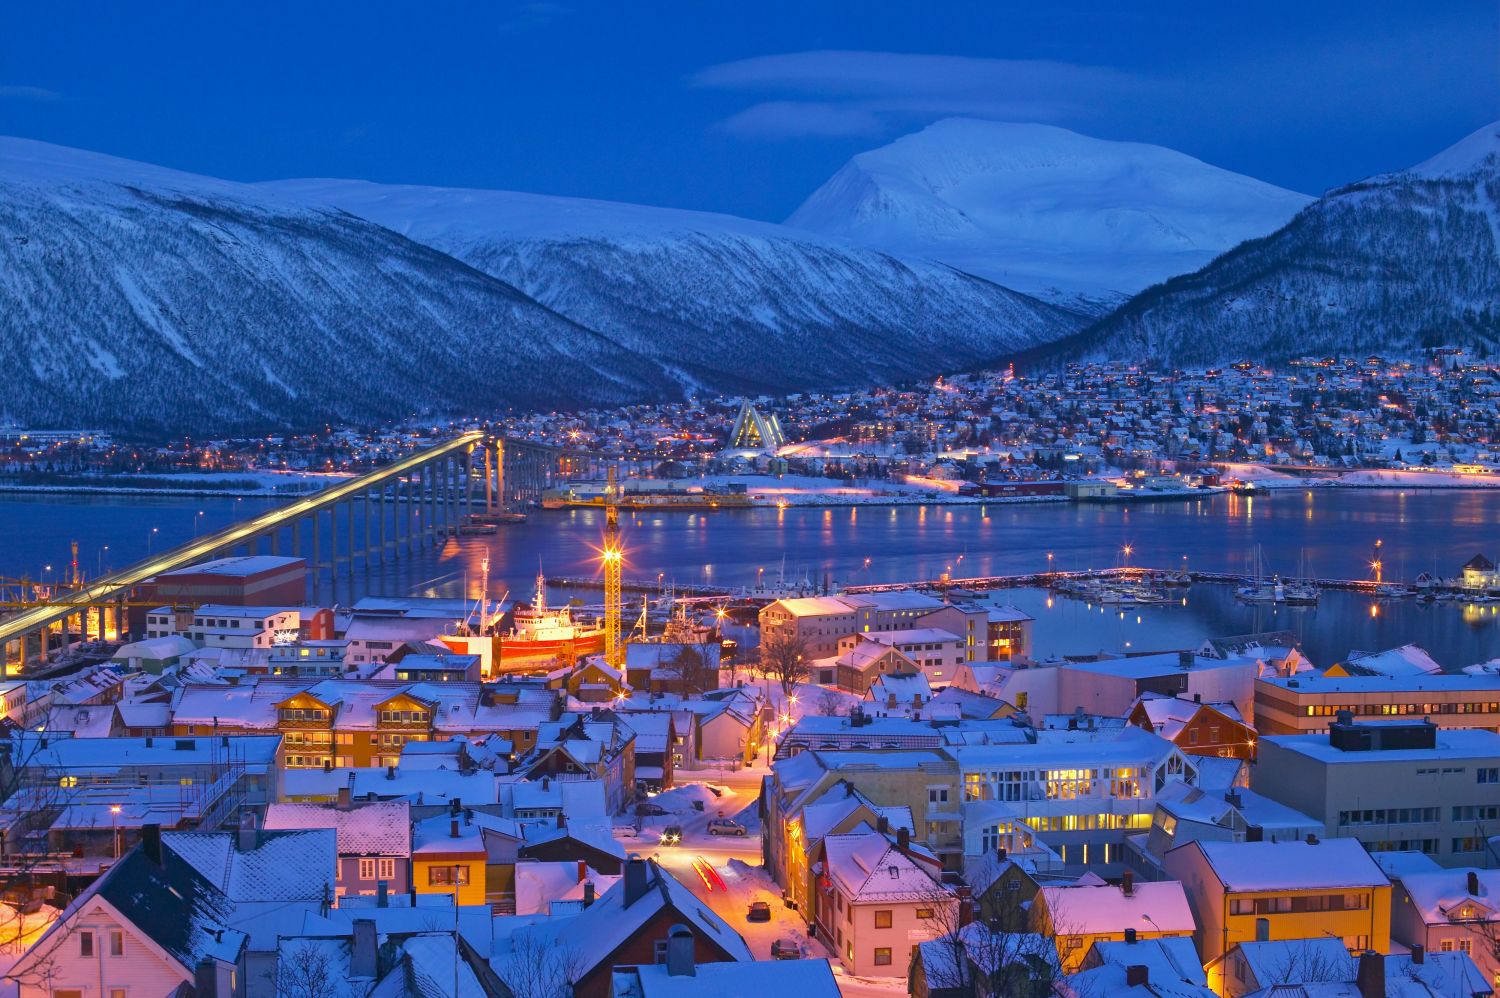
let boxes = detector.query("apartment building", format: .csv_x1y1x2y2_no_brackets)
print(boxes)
1251,717,1500,866
1254,672,1500,735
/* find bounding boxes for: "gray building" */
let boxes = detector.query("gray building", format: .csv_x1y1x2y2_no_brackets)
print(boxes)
1252,716,1500,867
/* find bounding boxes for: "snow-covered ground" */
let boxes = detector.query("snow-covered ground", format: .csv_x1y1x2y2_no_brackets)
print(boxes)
1221,462,1500,490
674,473,1064,508
0,468,346,497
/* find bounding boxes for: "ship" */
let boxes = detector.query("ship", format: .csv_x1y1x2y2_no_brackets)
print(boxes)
496,569,606,666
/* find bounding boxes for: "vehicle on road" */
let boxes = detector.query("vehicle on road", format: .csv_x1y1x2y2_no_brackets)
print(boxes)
707,818,747,836
747,901,771,922
770,939,800,960
636,803,667,816
659,825,683,846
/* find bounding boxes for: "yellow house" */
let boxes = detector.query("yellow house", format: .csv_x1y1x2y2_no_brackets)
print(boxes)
1164,837,1391,964
411,810,486,907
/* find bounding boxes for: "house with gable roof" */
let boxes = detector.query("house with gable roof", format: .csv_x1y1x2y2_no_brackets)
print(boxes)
264,792,412,897
814,824,957,978
7,825,246,998
493,855,751,998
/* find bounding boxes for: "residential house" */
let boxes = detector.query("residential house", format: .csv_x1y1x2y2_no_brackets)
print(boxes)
1033,874,1196,972
1127,693,1257,760
6,827,245,998
1163,837,1392,963
815,824,956,977
909,923,1061,998
264,793,412,898
493,856,752,998
613,945,840,998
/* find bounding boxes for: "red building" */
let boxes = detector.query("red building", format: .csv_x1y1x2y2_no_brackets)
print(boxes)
130,555,306,633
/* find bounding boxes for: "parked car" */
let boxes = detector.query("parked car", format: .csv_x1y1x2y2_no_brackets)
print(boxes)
707,818,747,837
659,825,683,846
747,901,772,922
770,939,800,960
636,802,667,817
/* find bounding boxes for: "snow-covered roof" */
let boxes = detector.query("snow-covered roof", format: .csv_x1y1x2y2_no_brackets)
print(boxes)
264,800,411,855
613,955,840,998
1187,838,1388,893
823,826,944,902
1040,880,1195,936
163,827,336,902
1396,867,1500,925
1262,727,1500,765
1339,643,1442,678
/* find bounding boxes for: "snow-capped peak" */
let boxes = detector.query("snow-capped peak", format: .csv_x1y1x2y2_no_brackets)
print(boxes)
1408,120,1500,180
786,118,1312,307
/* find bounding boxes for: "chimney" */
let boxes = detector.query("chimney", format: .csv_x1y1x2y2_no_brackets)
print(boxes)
142,823,163,866
1305,833,1319,846
1125,965,1149,987
896,826,910,851
351,919,378,979
542,776,551,791
237,809,258,852
887,692,897,709
450,798,461,817
996,847,1007,863
1192,692,1202,703
1410,943,1424,965
876,815,890,835
337,785,352,810
1122,871,1134,897
449,818,460,839
1179,650,1194,668
583,880,596,907
1246,825,1264,842
624,855,649,907
1124,927,1138,945
556,810,567,830
376,881,388,907
194,959,220,998
957,885,974,927
1468,871,1481,896
386,764,396,780
1355,951,1385,998
1225,790,1243,808
665,924,696,977
577,859,588,883
1255,917,1270,942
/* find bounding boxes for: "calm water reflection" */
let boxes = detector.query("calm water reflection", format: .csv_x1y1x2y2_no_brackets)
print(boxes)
5,489,1499,667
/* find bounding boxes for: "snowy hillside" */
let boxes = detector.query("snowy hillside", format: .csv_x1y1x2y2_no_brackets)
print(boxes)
0,138,675,432
261,178,1086,392
1043,121,1500,365
0,137,1085,432
787,119,1311,310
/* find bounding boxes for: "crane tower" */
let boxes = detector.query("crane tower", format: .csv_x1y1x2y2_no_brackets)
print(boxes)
603,466,623,668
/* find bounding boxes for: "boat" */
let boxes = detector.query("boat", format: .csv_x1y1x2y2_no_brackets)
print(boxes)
496,568,606,665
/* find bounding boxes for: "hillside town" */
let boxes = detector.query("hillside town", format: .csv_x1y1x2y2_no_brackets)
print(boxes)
8,355,1500,504
2,549,1499,997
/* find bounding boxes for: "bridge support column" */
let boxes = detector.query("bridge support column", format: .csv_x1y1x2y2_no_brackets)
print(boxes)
495,440,506,512
312,511,321,599
404,475,414,555
346,496,356,578
449,455,460,534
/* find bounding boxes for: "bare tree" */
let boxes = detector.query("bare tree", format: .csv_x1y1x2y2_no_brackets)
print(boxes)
501,933,585,998
915,882,1062,998
661,645,709,695
816,689,845,717
273,942,344,998
758,630,808,696
1265,939,1355,986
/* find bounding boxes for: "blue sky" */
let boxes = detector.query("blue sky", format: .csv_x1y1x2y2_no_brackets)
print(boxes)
2,1,1495,220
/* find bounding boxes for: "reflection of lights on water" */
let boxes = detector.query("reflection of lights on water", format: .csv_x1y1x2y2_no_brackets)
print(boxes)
1046,597,1054,609
1369,604,1380,618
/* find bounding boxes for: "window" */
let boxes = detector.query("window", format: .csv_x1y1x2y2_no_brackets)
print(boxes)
915,907,935,919
109,930,124,956
111,990,127,998
874,910,893,928
874,948,893,966
378,858,396,880
359,858,376,880
427,865,469,886
1230,898,1255,915
80,931,94,956
654,939,669,963
1479,767,1499,784
928,787,949,805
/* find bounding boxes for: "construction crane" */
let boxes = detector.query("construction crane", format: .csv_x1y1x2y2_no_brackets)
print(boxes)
602,466,624,669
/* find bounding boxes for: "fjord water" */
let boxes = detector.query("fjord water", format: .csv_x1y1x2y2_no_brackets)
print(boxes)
5,488,1498,668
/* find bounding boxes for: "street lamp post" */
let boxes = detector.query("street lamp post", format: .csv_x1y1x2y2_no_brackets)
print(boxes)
110,804,122,860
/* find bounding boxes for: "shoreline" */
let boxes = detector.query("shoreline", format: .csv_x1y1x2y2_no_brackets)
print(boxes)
5,475,1500,505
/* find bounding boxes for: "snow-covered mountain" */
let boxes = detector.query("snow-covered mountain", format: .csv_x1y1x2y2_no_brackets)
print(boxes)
787,119,1312,310
0,137,1086,432
259,178,1084,391
1043,121,1500,365
0,138,673,433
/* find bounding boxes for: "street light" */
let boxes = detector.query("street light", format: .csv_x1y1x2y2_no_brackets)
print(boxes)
110,804,122,860
147,527,158,554
193,510,206,537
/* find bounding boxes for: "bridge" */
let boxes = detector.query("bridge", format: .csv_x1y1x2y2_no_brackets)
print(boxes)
0,431,653,672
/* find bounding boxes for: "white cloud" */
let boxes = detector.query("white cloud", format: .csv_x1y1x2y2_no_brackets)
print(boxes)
0,85,61,101
692,50,1150,139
